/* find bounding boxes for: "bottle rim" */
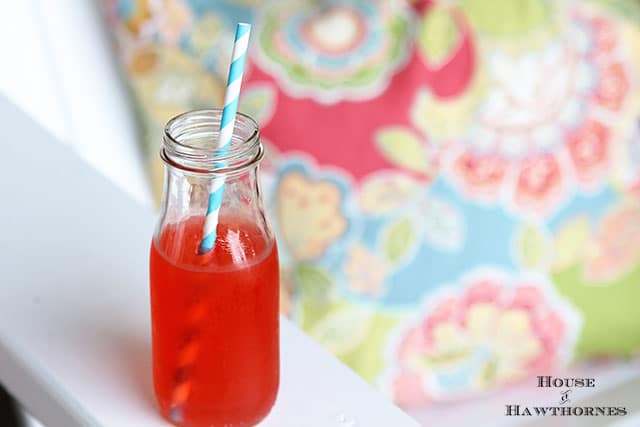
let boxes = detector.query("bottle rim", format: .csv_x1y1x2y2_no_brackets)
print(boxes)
161,109,263,177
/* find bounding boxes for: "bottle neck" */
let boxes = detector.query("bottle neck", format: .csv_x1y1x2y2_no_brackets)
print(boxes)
156,109,271,245
159,163,262,225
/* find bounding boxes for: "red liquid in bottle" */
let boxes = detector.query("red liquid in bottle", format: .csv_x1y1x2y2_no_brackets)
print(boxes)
150,215,279,427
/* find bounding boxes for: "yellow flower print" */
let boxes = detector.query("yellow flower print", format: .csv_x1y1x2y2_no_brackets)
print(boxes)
150,0,193,46
148,154,165,207
234,0,263,6
344,244,388,297
552,216,590,271
120,0,152,35
280,267,294,317
277,171,347,261
358,172,422,215
584,199,640,283
410,71,486,141
127,47,159,76
129,46,224,124
190,14,226,56
427,304,541,389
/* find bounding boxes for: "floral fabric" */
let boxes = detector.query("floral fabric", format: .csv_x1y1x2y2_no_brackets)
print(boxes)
105,0,640,406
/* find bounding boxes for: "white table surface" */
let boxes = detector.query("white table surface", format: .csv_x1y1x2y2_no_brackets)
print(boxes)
0,96,419,427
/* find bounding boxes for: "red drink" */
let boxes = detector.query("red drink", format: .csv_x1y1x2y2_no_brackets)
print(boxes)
150,215,279,427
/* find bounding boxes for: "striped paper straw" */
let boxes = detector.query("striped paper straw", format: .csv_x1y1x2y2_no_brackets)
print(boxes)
168,295,207,422
198,22,251,254
168,23,251,423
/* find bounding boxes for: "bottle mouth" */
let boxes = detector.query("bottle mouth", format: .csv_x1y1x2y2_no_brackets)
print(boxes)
161,109,263,176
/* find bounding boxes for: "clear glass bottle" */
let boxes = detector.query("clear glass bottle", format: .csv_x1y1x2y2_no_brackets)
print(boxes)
149,109,279,427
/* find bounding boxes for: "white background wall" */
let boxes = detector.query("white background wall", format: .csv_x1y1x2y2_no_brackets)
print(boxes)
0,1,152,208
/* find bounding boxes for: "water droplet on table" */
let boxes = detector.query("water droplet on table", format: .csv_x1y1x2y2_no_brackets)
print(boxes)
335,413,357,427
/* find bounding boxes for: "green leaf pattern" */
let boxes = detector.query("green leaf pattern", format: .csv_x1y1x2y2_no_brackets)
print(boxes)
383,216,419,266
375,127,431,174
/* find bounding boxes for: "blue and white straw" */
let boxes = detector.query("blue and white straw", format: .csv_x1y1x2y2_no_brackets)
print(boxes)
199,22,251,254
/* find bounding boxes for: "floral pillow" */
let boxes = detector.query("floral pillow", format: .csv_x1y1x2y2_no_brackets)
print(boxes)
105,0,640,407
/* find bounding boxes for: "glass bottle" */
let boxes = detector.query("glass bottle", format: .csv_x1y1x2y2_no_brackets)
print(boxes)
149,109,279,427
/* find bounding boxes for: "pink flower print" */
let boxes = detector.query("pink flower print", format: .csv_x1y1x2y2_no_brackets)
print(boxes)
424,10,635,216
452,151,508,200
387,273,577,405
392,371,432,408
514,154,564,214
594,62,629,112
591,17,616,55
567,120,610,187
